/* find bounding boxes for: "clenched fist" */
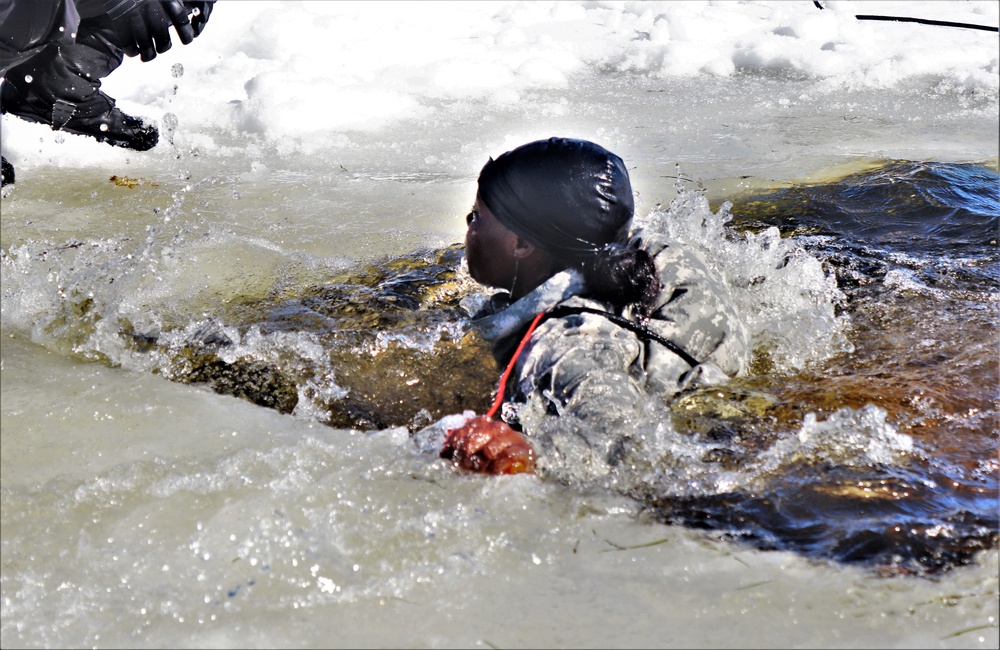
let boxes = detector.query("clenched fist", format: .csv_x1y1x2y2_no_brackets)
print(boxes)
441,416,535,475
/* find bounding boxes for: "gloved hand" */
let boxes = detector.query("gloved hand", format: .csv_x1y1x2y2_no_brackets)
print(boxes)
185,1,215,37
112,0,195,62
441,416,536,475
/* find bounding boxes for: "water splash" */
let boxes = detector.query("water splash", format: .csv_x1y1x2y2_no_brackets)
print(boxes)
637,181,853,372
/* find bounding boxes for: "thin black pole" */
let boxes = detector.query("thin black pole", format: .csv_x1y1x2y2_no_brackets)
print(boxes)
812,1,999,33
855,14,999,33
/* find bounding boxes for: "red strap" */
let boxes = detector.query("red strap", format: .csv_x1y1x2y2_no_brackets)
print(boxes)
485,311,546,420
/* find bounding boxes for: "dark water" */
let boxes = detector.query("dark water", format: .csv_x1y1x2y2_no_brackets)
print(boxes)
730,161,999,258
128,161,999,575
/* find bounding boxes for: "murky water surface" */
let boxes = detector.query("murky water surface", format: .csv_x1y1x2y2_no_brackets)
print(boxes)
2,73,998,650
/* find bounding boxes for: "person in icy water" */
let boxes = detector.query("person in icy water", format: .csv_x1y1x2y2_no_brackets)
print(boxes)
0,0,215,186
441,137,750,482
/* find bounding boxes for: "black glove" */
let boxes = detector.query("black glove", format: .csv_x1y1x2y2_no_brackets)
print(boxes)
112,0,196,62
186,1,215,37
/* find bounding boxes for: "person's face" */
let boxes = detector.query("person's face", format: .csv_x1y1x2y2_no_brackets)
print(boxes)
464,196,520,291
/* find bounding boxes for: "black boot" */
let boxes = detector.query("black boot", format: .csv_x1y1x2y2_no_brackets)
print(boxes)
1,13,160,153
1,156,13,187
1,77,159,152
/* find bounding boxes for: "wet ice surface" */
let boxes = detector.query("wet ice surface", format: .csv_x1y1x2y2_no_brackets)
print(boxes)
2,1,998,648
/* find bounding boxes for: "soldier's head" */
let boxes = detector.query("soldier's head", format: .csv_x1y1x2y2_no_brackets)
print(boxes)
466,137,637,299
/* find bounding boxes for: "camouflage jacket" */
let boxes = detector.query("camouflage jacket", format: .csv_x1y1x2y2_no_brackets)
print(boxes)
472,232,750,483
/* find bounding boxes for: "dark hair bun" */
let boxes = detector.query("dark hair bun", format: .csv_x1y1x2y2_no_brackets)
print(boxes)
581,243,661,317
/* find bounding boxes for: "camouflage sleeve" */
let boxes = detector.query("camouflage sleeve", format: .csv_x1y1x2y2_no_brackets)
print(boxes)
507,310,647,484
641,237,750,387
495,235,750,485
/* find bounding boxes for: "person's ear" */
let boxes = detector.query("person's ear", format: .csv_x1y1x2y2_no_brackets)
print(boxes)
512,237,535,259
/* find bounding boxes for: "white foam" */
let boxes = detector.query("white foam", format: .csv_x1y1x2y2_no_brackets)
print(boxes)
2,1,996,167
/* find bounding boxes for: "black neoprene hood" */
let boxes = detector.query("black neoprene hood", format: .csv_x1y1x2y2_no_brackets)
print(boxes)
477,137,635,262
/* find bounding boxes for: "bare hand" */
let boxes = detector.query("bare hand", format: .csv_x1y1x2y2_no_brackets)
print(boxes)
441,416,535,475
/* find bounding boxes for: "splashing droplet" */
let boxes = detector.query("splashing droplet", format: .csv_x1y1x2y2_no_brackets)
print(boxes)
163,113,179,132
171,63,184,79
